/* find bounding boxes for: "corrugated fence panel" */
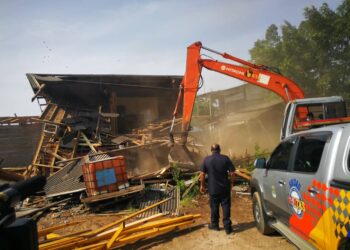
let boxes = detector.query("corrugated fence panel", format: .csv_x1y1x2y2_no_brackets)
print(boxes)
0,124,41,167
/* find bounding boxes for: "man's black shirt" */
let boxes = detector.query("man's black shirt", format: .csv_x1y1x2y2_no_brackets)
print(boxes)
200,152,235,195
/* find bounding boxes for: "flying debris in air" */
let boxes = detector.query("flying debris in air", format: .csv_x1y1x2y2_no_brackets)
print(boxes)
41,41,53,64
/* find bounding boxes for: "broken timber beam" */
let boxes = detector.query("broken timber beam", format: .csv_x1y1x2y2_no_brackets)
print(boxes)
32,164,61,170
31,83,46,102
80,131,97,153
80,184,145,204
55,142,162,165
44,150,67,161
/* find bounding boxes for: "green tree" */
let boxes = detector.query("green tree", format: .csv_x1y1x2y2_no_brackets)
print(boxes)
250,1,350,100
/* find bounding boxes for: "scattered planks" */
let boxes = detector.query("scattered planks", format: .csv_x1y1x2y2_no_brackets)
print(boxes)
38,197,200,250
16,197,73,218
130,166,170,181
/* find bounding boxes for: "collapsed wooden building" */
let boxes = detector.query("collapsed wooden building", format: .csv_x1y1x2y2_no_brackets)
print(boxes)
25,73,183,178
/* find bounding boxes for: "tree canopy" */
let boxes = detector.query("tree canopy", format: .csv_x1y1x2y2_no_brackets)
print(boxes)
250,0,350,100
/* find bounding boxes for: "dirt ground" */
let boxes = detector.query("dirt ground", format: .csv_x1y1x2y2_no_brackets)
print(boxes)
144,193,296,250
37,193,296,250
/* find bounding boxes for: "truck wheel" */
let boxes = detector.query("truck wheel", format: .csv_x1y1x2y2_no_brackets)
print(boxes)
339,238,350,250
252,192,274,235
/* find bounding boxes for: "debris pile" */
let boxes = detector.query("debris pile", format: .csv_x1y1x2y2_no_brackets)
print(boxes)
0,73,254,249
22,73,184,178
23,102,181,178
38,198,200,250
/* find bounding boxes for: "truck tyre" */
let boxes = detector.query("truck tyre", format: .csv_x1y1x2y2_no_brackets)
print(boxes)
252,192,275,235
339,238,350,250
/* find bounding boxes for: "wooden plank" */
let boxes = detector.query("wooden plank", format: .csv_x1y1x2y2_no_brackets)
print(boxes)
0,168,24,181
40,229,91,244
113,220,196,247
98,213,164,236
31,132,45,166
45,233,61,239
48,141,60,174
38,221,83,237
39,214,200,250
85,197,172,236
130,166,170,180
55,142,162,165
53,108,66,123
46,104,58,121
81,184,144,204
159,120,182,132
31,117,66,127
39,236,84,250
62,215,197,249
70,130,81,159
75,241,107,250
31,84,46,102
106,222,124,249
78,143,102,147
120,214,200,235
81,131,97,153
32,163,61,169
109,91,118,136
44,149,67,161
65,213,168,249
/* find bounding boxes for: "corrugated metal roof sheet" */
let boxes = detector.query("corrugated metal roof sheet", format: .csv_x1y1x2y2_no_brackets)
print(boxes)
137,186,180,218
44,159,86,197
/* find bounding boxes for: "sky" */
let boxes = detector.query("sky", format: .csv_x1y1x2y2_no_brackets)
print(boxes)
0,0,343,116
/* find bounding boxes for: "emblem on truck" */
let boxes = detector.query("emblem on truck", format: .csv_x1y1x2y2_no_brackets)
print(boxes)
288,179,306,218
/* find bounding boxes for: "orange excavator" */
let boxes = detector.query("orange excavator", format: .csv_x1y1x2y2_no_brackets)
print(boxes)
169,41,350,168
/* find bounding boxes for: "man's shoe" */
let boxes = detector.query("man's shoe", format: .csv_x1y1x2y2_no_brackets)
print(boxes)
208,223,219,231
225,226,234,235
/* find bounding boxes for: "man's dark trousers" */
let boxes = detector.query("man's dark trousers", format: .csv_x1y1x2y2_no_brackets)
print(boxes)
209,191,232,229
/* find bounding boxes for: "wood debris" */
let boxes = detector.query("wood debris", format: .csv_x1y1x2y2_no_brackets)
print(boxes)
23,103,186,178
38,198,201,250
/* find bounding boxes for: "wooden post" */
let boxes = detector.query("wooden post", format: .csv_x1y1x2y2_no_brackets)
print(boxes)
95,106,102,140
81,132,97,153
109,91,118,136
71,130,81,159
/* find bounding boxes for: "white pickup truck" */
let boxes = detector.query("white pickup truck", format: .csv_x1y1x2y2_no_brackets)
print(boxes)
251,122,350,250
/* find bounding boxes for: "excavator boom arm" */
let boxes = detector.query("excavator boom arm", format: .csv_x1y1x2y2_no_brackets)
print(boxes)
172,41,304,144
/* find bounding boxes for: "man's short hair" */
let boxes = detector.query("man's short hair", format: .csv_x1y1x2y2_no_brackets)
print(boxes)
211,144,221,153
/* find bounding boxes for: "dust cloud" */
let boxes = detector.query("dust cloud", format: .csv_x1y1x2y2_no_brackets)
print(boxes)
191,110,284,159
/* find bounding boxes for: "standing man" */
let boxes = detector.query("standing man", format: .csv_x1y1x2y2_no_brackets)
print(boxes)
200,144,235,235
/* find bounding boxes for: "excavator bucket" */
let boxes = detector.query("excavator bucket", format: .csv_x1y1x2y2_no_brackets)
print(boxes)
168,144,198,171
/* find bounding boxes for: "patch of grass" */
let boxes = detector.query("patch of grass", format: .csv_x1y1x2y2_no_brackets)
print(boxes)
172,165,200,208
180,196,196,208
171,164,187,193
